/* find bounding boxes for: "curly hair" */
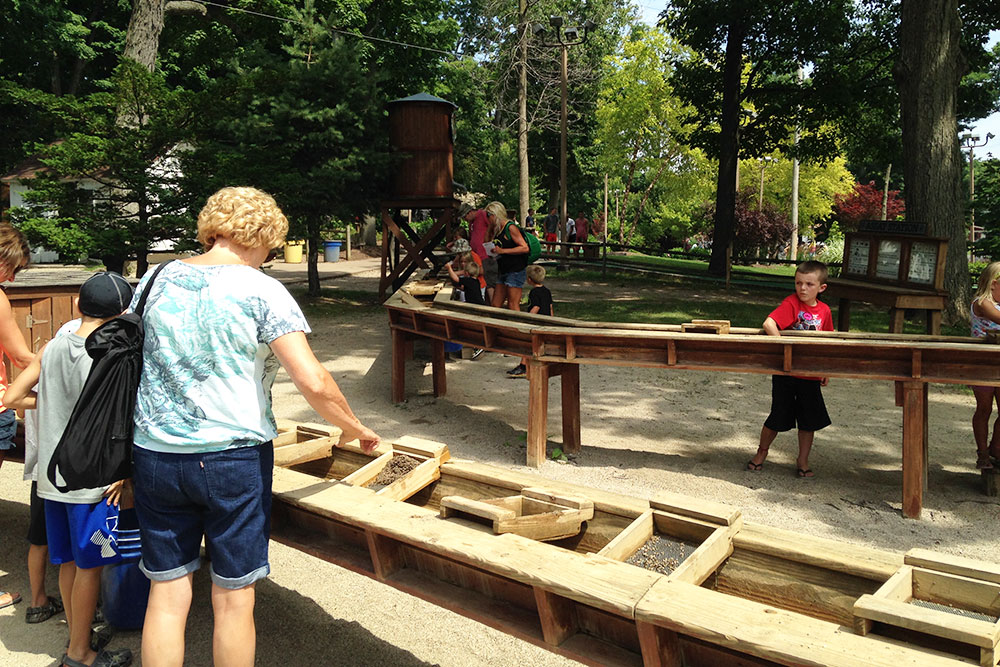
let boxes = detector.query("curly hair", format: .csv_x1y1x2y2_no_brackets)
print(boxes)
0,223,31,276
196,187,289,251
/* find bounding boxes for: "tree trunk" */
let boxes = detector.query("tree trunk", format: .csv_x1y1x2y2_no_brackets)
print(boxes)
881,163,892,220
308,221,321,296
708,20,745,276
895,0,967,323
124,0,166,71
517,0,530,222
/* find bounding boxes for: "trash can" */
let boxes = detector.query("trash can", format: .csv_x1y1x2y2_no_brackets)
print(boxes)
283,241,304,263
100,508,150,630
323,241,342,262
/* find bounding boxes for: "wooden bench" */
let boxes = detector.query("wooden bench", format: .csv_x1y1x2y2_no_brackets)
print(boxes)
826,227,948,335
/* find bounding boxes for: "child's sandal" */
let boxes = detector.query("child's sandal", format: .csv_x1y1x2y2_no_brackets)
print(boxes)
977,452,994,470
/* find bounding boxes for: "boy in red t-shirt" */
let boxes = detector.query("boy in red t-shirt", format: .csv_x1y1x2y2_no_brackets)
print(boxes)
747,261,833,478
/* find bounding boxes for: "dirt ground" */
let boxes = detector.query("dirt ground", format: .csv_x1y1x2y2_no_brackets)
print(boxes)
2,261,998,665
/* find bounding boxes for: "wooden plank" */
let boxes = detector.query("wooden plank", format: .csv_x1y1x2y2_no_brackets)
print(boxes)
440,495,517,523
649,491,742,528
597,510,654,562
900,381,926,519
637,579,964,667
666,340,676,366
521,487,594,511
527,360,549,467
854,566,913,635
635,621,682,667
853,594,997,648
669,525,736,586
391,328,407,403
905,549,1000,585
911,567,1000,618
561,364,581,455
432,338,446,397
273,437,336,468
366,531,406,580
392,436,451,463
533,587,579,646
342,451,393,488
733,523,902,582
376,457,440,502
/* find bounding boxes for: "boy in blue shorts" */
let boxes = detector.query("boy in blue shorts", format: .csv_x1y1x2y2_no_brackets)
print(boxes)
746,261,833,478
6,272,135,667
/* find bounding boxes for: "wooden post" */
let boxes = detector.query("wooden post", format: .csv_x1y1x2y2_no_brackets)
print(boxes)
889,307,905,334
636,621,682,667
561,364,581,454
345,222,352,261
432,339,446,398
927,310,941,335
533,587,578,646
527,360,550,467
391,328,407,404
837,298,852,332
901,381,926,519
366,531,405,580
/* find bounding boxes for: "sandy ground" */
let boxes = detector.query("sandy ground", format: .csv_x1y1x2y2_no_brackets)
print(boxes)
2,256,998,665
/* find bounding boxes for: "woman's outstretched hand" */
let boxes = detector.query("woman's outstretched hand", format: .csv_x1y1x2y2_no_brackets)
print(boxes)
338,423,381,455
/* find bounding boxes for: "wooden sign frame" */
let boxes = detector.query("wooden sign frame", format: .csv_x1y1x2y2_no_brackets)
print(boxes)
841,232,948,290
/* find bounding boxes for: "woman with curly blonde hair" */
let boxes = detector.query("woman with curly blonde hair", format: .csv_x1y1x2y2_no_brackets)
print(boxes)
131,187,379,666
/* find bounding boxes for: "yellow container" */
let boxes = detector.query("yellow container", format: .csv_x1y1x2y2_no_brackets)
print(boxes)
283,241,304,264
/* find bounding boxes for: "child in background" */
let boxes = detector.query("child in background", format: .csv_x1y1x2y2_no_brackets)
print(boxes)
447,257,486,306
445,227,469,253
969,262,1000,469
747,261,833,478
5,272,135,667
507,265,553,378
0,223,36,613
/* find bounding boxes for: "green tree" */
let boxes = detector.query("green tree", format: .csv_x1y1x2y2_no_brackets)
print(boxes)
9,61,195,273
594,25,710,246
182,2,388,295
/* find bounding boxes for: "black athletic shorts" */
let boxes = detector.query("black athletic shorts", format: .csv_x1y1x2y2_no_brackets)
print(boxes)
763,375,831,433
27,481,47,546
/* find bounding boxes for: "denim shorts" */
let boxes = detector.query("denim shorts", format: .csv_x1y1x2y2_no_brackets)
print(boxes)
501,268,527,288
0,409,16,450
133,442,273,589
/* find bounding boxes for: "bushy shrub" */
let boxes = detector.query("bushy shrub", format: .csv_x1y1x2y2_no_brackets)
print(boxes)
702,190,794,263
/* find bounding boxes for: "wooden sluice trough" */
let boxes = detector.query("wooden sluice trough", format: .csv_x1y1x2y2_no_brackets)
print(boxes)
269,422,997,666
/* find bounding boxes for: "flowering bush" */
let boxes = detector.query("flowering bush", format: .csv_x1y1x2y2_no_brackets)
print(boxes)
833,181,905,230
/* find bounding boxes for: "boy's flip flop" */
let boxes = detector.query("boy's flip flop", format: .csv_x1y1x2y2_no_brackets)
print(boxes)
746,461,763,471
797,468,815,478
0,591,22,609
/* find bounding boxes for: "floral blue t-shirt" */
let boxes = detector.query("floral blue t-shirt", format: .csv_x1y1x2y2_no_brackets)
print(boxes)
131,261,310,454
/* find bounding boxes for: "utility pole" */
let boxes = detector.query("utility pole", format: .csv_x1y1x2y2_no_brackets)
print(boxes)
517,0,530,223
961,132,994,260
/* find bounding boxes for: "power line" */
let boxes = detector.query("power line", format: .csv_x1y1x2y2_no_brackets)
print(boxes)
198,0,462,59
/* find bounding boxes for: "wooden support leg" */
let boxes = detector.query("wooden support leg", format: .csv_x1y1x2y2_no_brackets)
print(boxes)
980,645,998,667
636,621,682,667
431,339,446,398
366,531,406,581
527,360,550,467
927,309,942,335
922,382,929,491
561,364,581,455
901,381,926,519
533,587,577,646
889,307,905,334
391,329,407,404
837,298,852,332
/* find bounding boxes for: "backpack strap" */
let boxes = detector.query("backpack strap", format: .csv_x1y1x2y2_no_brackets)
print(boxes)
133,260,174,317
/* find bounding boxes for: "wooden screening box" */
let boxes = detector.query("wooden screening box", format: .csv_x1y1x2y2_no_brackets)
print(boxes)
341,436,449,502
439,487,594,541
597,491,741,585
680,319,731,335
853,549,1000,667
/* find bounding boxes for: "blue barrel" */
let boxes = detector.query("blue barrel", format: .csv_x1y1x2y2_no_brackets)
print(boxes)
100,509,149,630
323,241,341,262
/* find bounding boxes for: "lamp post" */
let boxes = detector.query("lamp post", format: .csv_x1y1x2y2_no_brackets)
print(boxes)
961,132,994,257
532,17,597,264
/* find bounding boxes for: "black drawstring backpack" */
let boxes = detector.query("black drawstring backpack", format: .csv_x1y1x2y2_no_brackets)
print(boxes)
47,261,173,492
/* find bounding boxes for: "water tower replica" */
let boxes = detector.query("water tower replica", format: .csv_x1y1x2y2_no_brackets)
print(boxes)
379,93,460,300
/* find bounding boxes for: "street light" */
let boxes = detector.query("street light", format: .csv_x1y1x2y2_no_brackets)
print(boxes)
961,132,994,256
532,17,597,264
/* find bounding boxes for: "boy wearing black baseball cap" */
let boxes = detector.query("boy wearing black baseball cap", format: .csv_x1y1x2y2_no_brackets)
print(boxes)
4,271,135,667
